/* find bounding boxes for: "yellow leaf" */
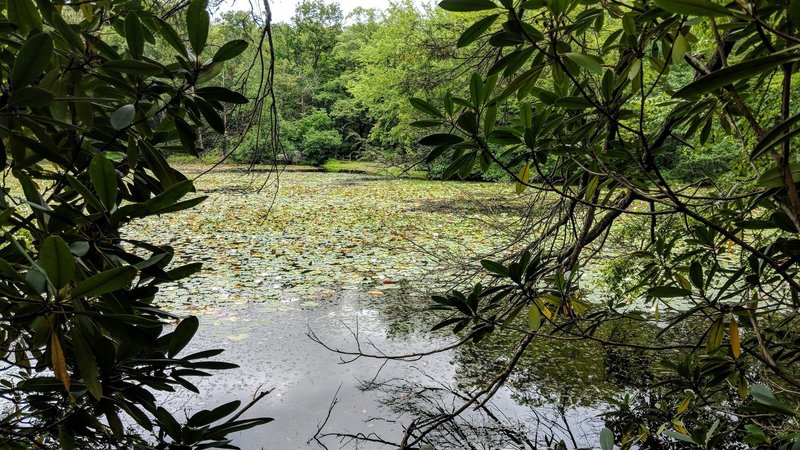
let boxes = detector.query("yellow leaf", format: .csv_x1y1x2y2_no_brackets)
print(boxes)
515,162,530,194
51,332,71,394
737,375,749,399
677,395,691,414
730,318,741,359
570,298,588,315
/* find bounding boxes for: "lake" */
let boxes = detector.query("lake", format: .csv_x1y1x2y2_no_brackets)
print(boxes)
124,165,638,449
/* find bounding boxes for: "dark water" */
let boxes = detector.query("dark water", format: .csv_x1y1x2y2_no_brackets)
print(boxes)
161,289,616,449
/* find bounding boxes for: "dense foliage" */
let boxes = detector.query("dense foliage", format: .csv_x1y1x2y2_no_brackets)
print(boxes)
0,0,270,448
197,0,745,184
406,0,800,448
187,0,489,169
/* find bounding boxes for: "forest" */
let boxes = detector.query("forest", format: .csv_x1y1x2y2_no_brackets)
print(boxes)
1,0,800,449
197,0,741,185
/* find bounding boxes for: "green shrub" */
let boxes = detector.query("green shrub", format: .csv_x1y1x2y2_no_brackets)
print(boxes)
0,1,270,447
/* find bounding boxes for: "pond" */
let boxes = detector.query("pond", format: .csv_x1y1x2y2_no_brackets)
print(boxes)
124,165,645,449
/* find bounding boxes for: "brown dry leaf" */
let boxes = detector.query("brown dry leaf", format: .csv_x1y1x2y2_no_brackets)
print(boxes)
50,332,71,394
730,318,741,359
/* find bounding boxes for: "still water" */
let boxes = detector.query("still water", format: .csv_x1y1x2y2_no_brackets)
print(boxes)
128,167,634,448
161,289,611,449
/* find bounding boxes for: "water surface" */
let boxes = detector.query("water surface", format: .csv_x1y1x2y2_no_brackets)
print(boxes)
127,166,630,448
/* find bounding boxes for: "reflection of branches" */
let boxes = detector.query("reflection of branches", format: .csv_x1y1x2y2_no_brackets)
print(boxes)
309,383,341,450
310,359,598,450
307,320,477,363
309,320,566,449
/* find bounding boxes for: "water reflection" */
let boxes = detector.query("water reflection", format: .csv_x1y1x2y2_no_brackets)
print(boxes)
161,288,643,448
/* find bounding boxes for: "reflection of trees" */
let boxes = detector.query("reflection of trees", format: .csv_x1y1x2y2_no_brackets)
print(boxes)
312,368,600,449
309,304,705,448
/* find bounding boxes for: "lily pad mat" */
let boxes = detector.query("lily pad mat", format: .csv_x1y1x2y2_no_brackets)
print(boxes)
123,164,525,315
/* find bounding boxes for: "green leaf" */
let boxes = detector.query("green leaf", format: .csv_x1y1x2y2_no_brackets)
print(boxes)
757,162,800,188
8,87,55,108
49,10,85,53
480,259,508,276
564,52,603,74
71,326,102,400
213,39,248,62
89,154,118,210
689,261,704,290
457,14,499,47
457,152,476,179
196,99,226,133
419,134,464,146
790,0,800,26
11,32,53,89
175,117,199,155
425,145,451,163
706,316,724,353
499,68,540,100
410,98,444,118
443,152,475,180
750,383,797,415
469,73,483,106
66,175,105,212
187,0,210,55
155,18,187,57
188,401,241,427
653,0,733,16
9,0,42,35
664,430,697,444
584,175,599,201
601,70,615,100
205,418,274,440
555,96,592,109
675,53,800,98
111,104,136,131
125,12,145,59
155,408,182,441
672,33,689,64
600,427,614,450
622,14,636,36
39,236,74,290
439,0,498,12
528,305,542,331
143,180,196,212
752,113,800,160
628,58,642,80
648,286,691,298
102,59,163,76
72,267,137,298
195,87,249,104
169,316,199,357
196,61,224,84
